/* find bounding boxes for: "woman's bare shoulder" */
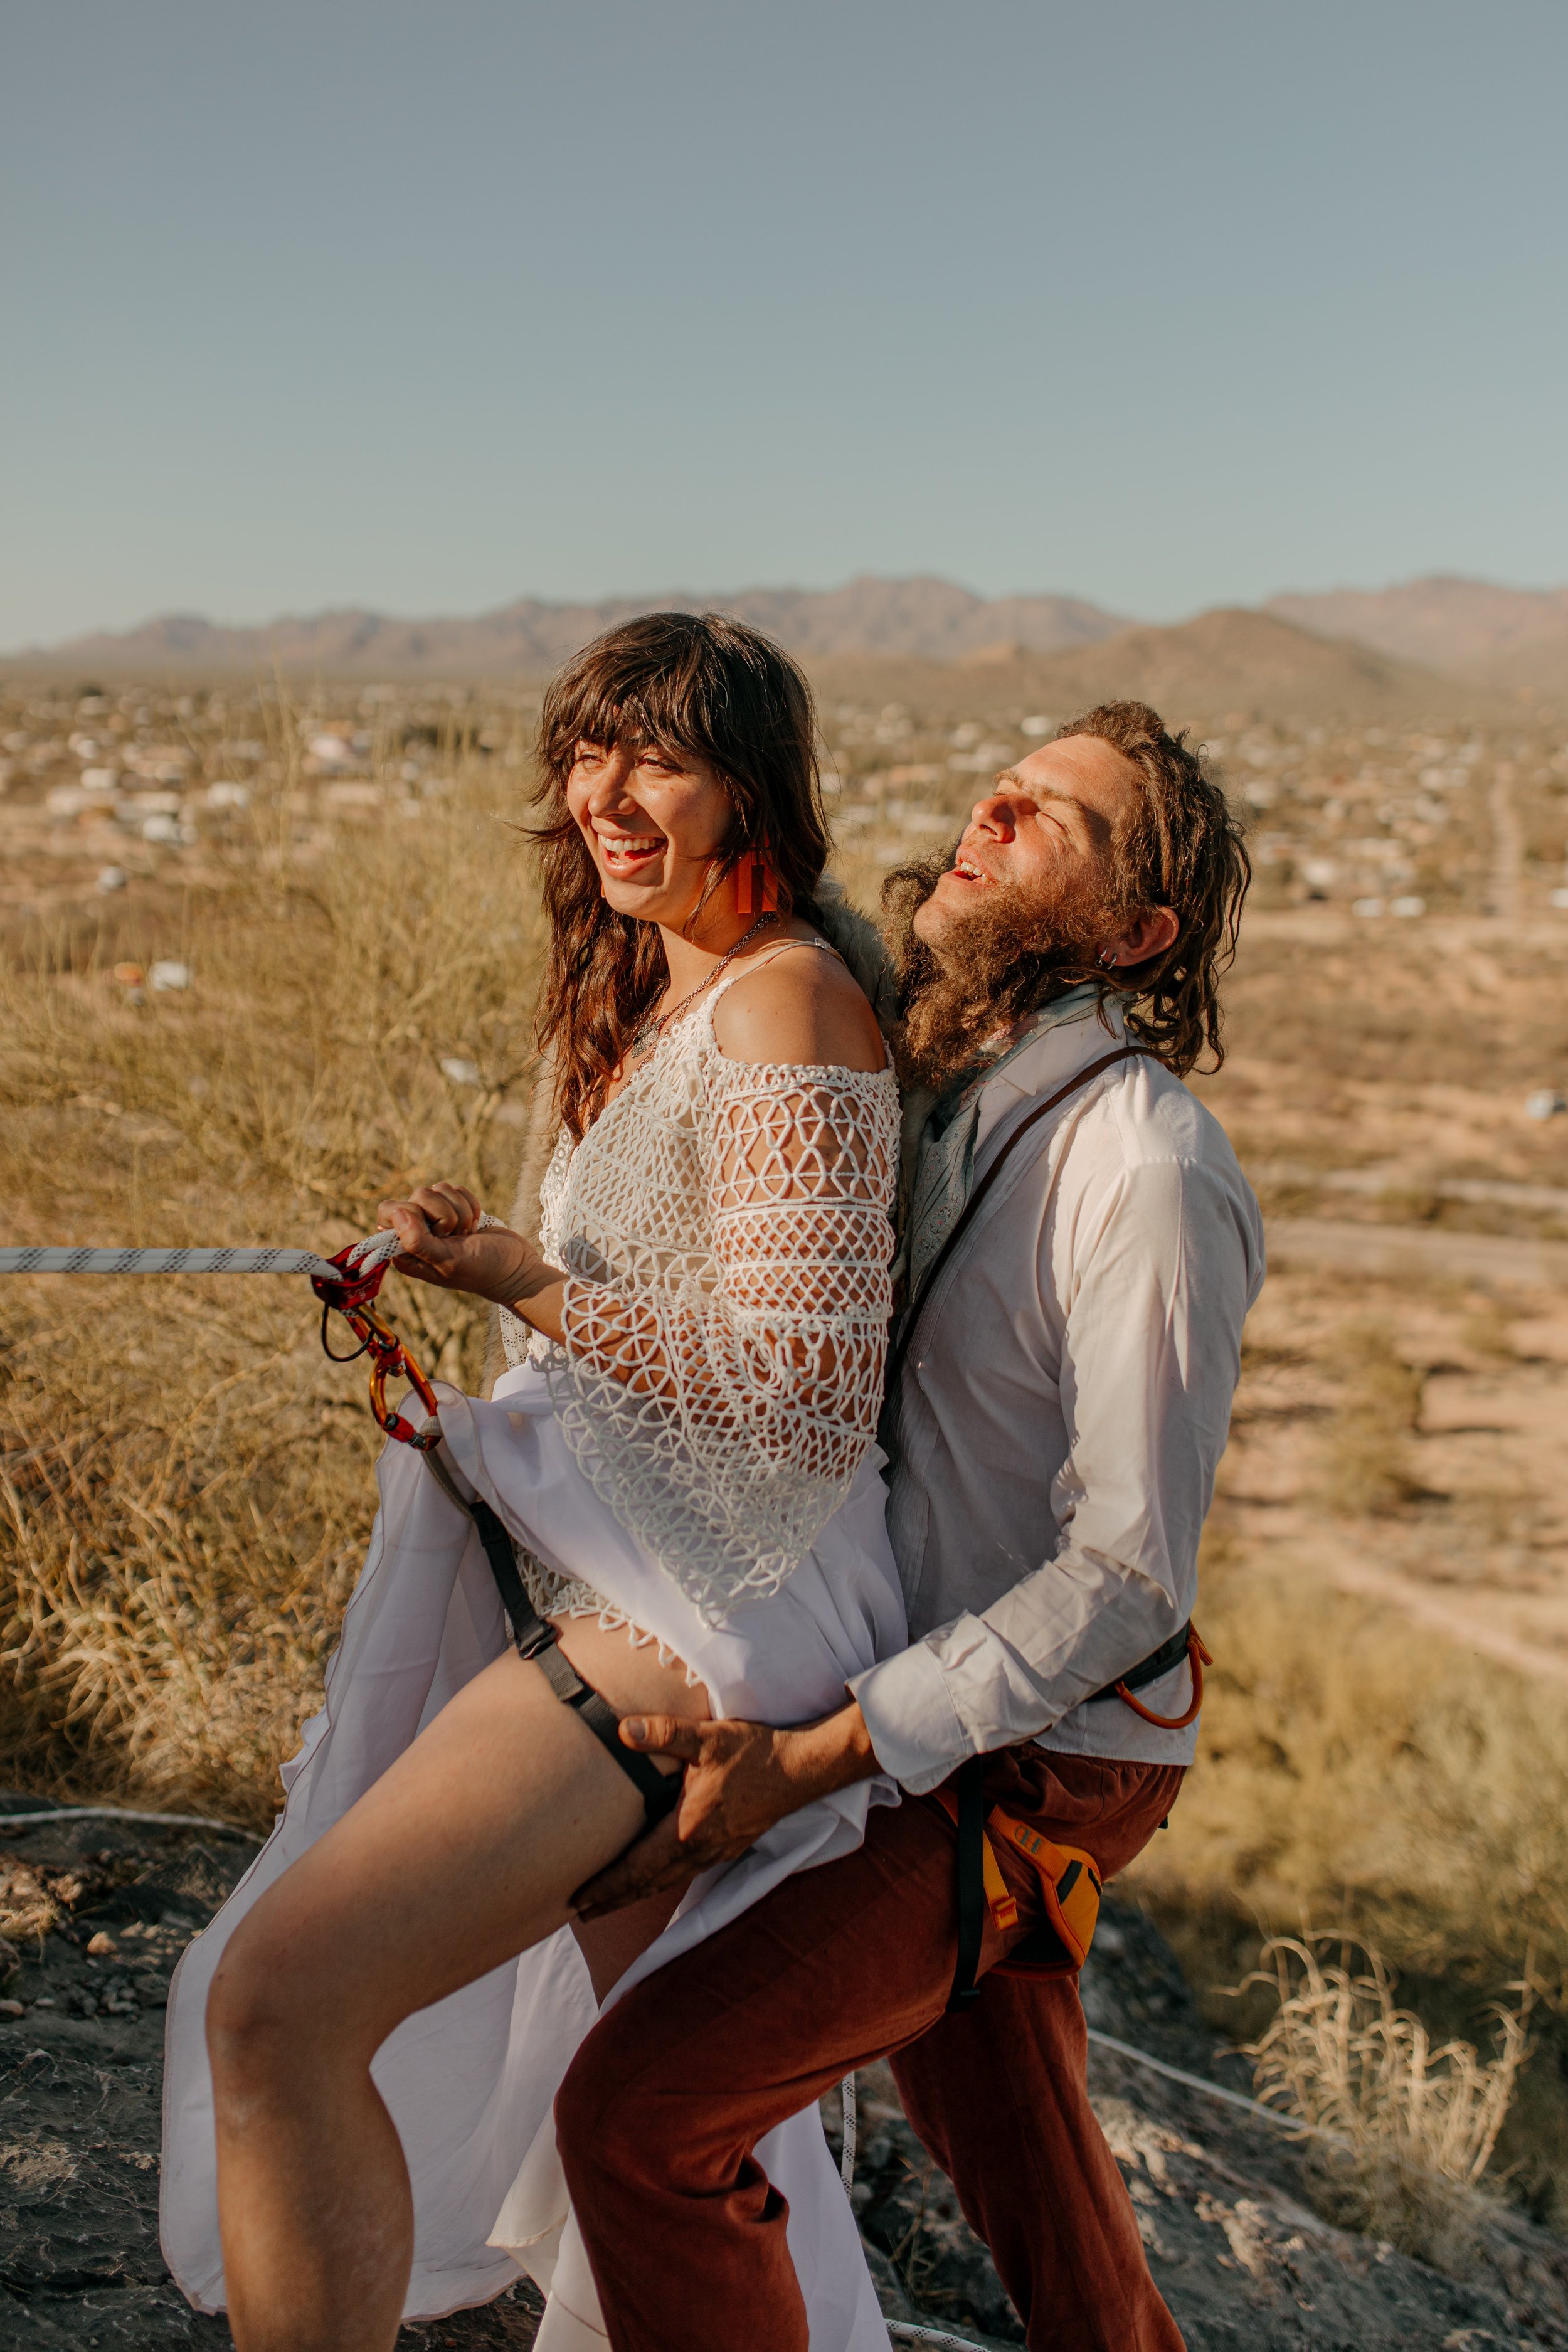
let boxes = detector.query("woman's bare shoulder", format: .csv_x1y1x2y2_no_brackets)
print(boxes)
711,940,888,1073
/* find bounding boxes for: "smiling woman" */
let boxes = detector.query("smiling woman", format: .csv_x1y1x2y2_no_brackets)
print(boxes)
530,610,837,1138
160,611,905,2352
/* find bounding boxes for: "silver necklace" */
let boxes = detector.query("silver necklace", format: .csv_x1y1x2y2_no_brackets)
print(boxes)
627,913,780,1064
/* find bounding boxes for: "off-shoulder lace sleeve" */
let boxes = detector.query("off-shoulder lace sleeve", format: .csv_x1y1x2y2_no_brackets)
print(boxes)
546,1059,899,1624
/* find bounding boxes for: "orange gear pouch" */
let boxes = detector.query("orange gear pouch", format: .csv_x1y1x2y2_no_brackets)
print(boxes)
936,1792,1104,1982
985,1807,1104,1979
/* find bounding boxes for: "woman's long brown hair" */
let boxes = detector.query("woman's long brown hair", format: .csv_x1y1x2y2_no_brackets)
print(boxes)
531,612,830,1136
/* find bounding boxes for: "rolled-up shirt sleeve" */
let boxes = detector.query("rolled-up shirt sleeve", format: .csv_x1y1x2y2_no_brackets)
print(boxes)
851,1155,1259,1794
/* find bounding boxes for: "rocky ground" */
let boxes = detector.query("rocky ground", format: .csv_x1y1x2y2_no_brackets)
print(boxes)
3,1801,1566,2351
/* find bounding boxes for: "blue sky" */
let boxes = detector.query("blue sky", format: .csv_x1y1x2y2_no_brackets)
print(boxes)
3,0,1564,645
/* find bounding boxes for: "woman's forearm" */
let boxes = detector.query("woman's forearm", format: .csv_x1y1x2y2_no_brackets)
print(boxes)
489,1259,568,1346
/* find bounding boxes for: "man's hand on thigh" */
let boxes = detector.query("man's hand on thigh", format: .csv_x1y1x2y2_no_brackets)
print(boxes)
572,1700,882,1916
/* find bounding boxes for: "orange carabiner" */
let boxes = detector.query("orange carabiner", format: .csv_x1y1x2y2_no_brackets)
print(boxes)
357,1305,441,1448
321,1295,442,1450
1113,1626,1212,1730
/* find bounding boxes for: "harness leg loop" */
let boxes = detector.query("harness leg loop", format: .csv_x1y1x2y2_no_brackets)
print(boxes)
421,1443,681,1830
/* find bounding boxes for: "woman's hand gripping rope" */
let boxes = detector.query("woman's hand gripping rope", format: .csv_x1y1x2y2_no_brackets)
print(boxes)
572,1699,882,1917
374,1182,568,1342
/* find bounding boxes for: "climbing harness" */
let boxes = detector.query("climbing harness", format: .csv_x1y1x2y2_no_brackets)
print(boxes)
939,1758,1106,2010
881,1046,1215,2003
416,1443,682,1830
1094,1621,1212,1732
0,1227,681,1825
936,1620,1210,2012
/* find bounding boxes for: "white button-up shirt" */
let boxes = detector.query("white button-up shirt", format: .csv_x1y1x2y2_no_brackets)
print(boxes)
851,1002,1265,1795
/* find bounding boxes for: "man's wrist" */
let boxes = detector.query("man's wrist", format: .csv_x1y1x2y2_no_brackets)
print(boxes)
783,1702,880,1803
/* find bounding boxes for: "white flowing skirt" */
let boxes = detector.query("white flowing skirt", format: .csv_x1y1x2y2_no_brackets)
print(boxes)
160,1360,908,2348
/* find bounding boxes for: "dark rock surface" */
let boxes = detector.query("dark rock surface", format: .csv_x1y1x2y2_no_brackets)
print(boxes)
3,1802,1566,2350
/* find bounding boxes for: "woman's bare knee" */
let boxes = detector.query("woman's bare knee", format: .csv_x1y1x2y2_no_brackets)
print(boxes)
206,1905,357,2093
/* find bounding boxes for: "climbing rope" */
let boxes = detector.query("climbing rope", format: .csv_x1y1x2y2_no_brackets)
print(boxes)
0,1801,263,1841
887,2327,993,2352
0,1231,401,1283
839,2069,857,2191
0,1244,344,1279
0,1229,440,1444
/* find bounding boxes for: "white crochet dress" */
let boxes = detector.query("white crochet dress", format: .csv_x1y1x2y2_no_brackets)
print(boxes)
162,946,910,2352
501,958,901,1629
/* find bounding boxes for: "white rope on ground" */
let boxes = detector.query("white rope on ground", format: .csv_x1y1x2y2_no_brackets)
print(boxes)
838,2074,1030,2352
839,2070,858,2191
887,2326,999,2352
1085,2025,1323,2139
0,1230,403,1284
0,1803,264,1840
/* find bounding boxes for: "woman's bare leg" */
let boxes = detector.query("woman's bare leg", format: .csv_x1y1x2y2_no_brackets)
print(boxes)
558,1619,696,2000
206,1626,707,2352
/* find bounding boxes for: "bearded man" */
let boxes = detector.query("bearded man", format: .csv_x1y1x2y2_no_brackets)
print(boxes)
557,700,1265,2352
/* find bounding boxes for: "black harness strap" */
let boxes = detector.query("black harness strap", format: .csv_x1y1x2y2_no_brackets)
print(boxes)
948,1756,988,2011
886,1046,1149,1397
464,1490,681,1828
899,1048,1163,2011
1086,1620,1195,1704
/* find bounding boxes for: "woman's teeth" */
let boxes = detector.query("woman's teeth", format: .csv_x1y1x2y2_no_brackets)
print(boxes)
598,833,664,867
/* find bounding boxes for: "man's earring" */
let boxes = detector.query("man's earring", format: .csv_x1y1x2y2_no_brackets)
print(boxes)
1099,948,1118,970
735,848,780,915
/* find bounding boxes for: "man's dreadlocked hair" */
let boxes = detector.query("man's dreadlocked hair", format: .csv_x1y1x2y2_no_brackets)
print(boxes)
1062,701,1249,1074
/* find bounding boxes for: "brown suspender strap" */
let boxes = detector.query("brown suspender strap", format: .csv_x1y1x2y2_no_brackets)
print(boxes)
885,1044,1150,1394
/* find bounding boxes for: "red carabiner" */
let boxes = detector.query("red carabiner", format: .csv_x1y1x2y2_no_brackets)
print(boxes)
360,1305,442,1448
311,1239,393,1315
315,1244,441,1449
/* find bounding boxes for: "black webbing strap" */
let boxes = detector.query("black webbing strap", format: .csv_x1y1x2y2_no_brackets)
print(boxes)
1085,1620,1193,1705
464,1493,681,1828
886,1046,1149,1397
465,1493,544,1645
947,1756,988,2011
909,1052,1170,2011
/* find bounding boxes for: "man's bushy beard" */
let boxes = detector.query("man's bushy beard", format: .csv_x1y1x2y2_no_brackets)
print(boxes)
882,848,1110,1093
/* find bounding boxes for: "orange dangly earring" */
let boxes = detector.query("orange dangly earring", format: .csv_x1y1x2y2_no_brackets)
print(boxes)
734,847,780,915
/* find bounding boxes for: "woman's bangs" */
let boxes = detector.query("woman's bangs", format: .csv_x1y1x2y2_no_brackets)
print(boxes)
552,675,714,775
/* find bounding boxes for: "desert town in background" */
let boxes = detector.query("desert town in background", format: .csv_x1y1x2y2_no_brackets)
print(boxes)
4,571,1568,2321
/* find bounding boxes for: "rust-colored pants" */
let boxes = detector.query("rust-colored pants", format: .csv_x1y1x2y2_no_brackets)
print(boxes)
558,1748,1187,2352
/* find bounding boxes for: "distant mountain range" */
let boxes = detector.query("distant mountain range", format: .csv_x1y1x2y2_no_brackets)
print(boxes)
21,576,1125,677
1265,577,1568,694
805,607,1469,726
13,571,1568,700
965,607,1458,723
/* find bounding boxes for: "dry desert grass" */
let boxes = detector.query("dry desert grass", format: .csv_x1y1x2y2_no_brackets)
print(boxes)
1236,1931,1532,2274
0,711,544,1817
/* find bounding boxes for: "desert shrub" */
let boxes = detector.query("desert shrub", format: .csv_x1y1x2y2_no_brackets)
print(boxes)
1131,1534,1568,1999
1237,1931,1531,2272
1313,1316,1425,1515
0,733,544,1820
